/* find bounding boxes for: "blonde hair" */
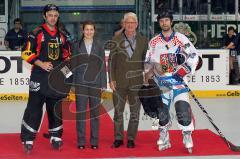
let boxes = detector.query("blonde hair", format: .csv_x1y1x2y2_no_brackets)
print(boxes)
123,12,138,23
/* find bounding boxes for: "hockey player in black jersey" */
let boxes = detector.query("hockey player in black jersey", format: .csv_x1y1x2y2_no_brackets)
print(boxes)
20,4,71,154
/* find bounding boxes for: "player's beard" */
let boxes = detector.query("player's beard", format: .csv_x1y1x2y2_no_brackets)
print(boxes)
161,25,171,32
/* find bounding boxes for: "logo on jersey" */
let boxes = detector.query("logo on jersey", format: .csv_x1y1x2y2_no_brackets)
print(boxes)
160,53,179,73
29,81,40,92
48,42,59,60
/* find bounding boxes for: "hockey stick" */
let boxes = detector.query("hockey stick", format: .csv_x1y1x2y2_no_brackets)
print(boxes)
174,53,239,151
182,82,240,152
145,51,240,151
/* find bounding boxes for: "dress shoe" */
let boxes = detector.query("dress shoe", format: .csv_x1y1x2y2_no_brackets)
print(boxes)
91,145,98,149
77,145,85,149
112,140,123,148
127,140,135,148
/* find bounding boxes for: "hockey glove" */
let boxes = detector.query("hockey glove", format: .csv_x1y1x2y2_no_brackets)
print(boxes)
173,63,191,81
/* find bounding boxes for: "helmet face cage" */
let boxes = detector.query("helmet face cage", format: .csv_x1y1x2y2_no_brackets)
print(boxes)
157,10,173,21
43,4,59,16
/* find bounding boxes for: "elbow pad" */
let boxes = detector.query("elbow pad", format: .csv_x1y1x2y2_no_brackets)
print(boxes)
22,50,36,64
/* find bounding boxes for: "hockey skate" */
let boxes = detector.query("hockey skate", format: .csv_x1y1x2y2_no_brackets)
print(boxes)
23,141,33,154
50,137,63,150
183,131,193,153
157,127,171,151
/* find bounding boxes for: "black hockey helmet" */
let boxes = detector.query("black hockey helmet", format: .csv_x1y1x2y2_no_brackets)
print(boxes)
43,4,59,16
157,10,173,21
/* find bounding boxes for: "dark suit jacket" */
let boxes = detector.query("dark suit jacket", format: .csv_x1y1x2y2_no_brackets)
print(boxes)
72,38,107,89
108,32,148,88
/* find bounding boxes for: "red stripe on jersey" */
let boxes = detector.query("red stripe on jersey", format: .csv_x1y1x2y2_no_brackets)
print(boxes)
62,48,70,59
60,33,71,59
36,32,43,57
60,33,66,44
27,54,37,63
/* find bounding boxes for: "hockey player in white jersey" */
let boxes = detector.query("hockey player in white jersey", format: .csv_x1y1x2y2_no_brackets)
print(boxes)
144,10,199,153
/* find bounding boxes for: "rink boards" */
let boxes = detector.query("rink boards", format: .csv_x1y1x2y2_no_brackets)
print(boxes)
0,50,239,101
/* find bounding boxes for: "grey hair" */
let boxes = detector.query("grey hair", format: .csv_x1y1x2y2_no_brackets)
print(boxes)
123,12,138,23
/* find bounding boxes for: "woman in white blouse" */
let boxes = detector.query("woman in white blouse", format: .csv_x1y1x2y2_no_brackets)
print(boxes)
73,21,107,150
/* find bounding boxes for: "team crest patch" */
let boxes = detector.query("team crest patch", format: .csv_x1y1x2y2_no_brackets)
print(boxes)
160,53,178,73
48,42,59,60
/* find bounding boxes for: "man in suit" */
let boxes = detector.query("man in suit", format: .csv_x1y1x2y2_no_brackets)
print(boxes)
108,12,148,148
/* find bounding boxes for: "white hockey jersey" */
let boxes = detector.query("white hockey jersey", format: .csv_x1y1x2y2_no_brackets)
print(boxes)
145,32,198,77
145,32,198,87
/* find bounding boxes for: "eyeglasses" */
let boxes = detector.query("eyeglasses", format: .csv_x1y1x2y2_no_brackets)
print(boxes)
125,22,137,24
